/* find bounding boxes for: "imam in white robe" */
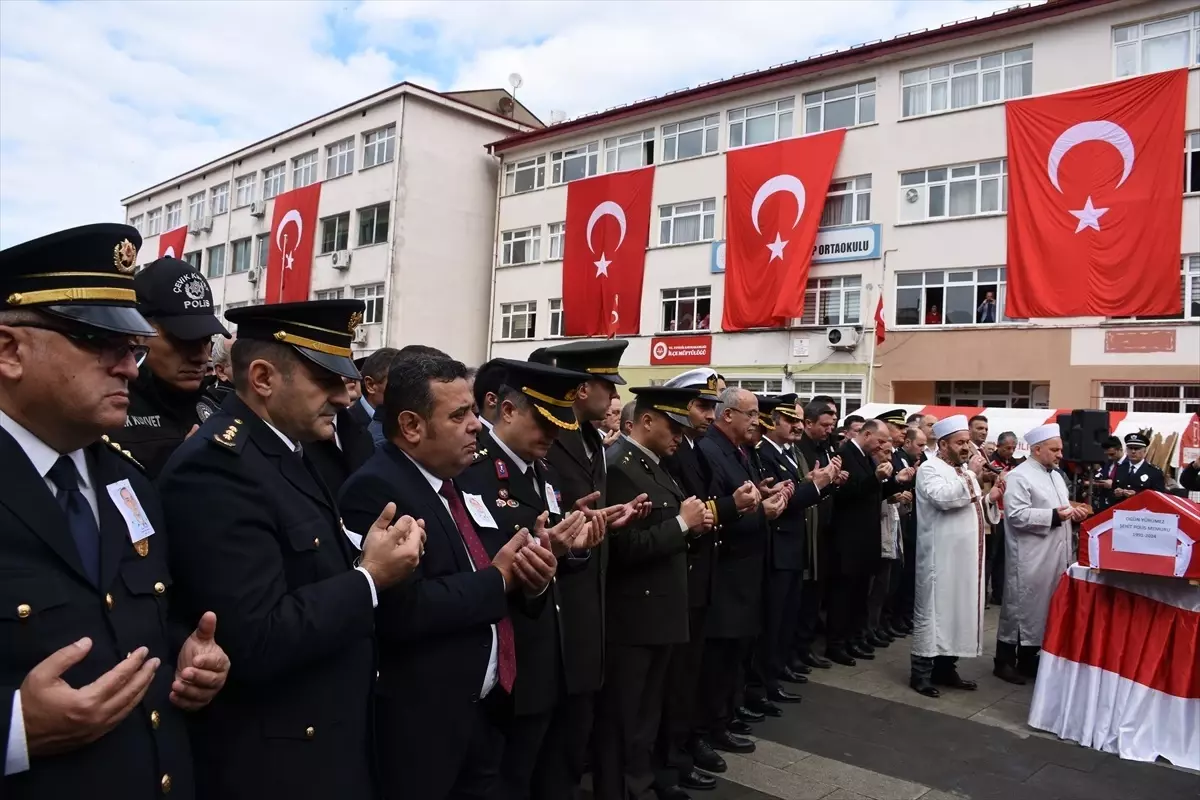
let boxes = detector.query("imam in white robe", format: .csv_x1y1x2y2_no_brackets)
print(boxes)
912,456,1000,658
998,458,1072,648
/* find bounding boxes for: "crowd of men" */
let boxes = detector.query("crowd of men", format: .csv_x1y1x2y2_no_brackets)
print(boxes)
4,224,1199,800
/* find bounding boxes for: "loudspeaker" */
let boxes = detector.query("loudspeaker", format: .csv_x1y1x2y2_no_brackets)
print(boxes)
1062,409,1109,462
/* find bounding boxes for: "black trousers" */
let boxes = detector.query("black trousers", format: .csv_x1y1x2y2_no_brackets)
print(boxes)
826,569,873,650
866,559,895,633
498,709,555,800
530,690,594,800
910,654,960,682
986,522,1006,604
696,637,751,736
593,643,672,800
760,568,805,689
995,639,1041,677
793,526,833,656
657,606,708,785
894,522,917,622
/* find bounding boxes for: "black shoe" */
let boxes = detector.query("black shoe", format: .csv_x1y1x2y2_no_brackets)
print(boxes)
909,676,941,697
746,697,782,717
726,719,753,735
825,648,857,667
993,663,1027,686
884,622,907,639
768,687,803,704
710,730,756,754
797,650,832,670
854,639,877,654
787,659,813,675
898,618,914,633
690,739,727,773
655,785,692,800
680,769,716,791
735,706,765,723
866,632,891,648
932,673,977,691
780,666,809,684
845,643,875,660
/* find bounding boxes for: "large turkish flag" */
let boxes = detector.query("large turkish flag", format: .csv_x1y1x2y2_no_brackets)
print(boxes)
158,226,188,260
265,183,322,304
1005,70,1187,318
723,130,845,331
562,167,654,336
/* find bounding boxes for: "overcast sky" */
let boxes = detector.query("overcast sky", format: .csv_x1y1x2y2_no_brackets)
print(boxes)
0,0,1021,248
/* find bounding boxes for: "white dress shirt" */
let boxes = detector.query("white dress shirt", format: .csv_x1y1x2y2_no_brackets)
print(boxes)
764,435,798,471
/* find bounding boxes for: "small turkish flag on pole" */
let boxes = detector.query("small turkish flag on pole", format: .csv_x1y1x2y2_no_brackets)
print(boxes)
158,226,188,260
874,293,886,346
265,183,322,304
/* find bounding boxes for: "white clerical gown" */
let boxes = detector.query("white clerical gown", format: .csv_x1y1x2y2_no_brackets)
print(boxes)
997,459,1072,647
912,456,1000,657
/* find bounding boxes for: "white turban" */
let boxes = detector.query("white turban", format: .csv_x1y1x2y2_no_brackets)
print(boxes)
932,415,969,441
1024,423,1060,446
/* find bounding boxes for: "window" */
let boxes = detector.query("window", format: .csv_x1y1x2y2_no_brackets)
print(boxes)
821,176,871,227
501,227,541,266
1113,255,1200,321
320,213,351,254
129,214,143,233
894,267,1018,327
500,301,537,340
315,288,344,301
326,138,355,179
551,142,599,185
1100,383,1200,414
660,286,711,332
547,223,565,261
1187,132,1200,194
728,377,785,394
234,175,256,208
145,209,162,237
662,114,720,162
206,244,225,279
794,378,863,415
548,298,563,337
1113,11,1200,77
363,125,396,169
604,129,654,172
804,80,876,133
183,251,201,271
262,163,285,200
354,283,385,324
210,183,229,215
165,201,182,230
899,159,1007,222
935,380,1037,408
728,97,794,148
797,275,862,326
358,203,389,246
659,199,717,245
226,238,249,274
902,46,1032,117
504,155,546,195
187,193,205,223
292,151,318,189
255,233,269,268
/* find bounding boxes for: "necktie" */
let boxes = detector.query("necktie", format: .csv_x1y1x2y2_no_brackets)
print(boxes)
438,481,516,693
47,456,101,585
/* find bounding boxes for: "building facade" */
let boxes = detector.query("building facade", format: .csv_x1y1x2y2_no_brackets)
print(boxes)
487,0,1200,416
121,83,538,365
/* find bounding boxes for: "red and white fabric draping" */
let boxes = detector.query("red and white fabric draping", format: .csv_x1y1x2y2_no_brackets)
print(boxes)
1027,564,1200,769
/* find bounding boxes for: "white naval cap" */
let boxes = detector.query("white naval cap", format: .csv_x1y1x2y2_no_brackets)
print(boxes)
664,368,720,398
932,415,969,441
1024,423,1061,446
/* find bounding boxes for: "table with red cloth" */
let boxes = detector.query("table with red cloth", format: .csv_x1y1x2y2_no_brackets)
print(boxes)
1028,563,1199,769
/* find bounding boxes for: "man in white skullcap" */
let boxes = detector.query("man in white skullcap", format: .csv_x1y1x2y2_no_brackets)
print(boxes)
910,415,1003,697
994,423,1085,684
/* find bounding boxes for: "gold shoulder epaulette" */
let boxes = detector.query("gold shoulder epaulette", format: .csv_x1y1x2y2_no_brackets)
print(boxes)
100,434,144,471
210,418,247,453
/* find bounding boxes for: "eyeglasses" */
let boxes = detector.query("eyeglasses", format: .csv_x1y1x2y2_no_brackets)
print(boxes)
7,323,149,368
728,407,758,418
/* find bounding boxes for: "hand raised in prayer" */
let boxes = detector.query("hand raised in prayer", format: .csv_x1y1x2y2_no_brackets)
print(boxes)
762,492,787,521
968,454,986,476
874,461,893,479
896,466,916,483
733,481,760,513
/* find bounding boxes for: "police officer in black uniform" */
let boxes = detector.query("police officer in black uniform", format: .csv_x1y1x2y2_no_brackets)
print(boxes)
108,257,229,477
157,300,425,800
1113,429,1166,497
1,224,231,800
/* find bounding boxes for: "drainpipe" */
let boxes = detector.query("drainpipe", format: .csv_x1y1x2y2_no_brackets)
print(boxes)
379,94,406,351
484,147,503,362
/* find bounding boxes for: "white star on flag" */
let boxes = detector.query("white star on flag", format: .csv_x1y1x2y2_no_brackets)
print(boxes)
765,232,789,262
594,253,612,277
1069,196,1109,233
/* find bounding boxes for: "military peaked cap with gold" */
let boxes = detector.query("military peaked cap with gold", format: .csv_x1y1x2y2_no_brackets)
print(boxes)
875,408,908,428
630,386,701,427
529,339,628,385
493,358,590,430
756,394,783,430
665,367,720,399
772,392,802,421
0,223,156,335
225,299,365,380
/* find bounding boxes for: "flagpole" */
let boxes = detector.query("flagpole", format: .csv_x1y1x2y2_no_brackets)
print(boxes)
867,249,896,404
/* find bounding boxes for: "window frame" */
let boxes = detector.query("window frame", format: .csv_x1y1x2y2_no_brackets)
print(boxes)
550,142,599,186
661,114,720,163
362,124,397,169
547,222,565,262
500,226,542,267
255,233,270,269
164,201,182,230
935,380,1037,409
793,377,864,416
187,192,206,224
603,129,655,173
658,199,717,246
183,251,202,271
353,283,386,324
499,301,538,341
893,266,1017,328
145,208,162,236
504,154,547,195
326,137,355,180
128,214,144,233
1100,382,1200,414
1112,10,1200,77
357,203,390,247
901,45,1033,118
728,97,795,149
726,377,786,395
205,244,226,279
1111,255,1200,322
898,159,1008,223
262,163,286,200
315,288,345,301
548,298,564,338
820,175,872,228
320,213,351,255
796,275,863,327
659,286,712,333
1187,131,1200,195
803,80,876,133
209,183,229,216
234,175,256,208
292,151,318,189
230,238,252,274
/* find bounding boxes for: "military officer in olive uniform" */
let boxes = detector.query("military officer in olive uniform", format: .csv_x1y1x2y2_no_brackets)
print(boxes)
1112,430,1166,498
107,257,230,478
594,386,712,800
1,224,230,800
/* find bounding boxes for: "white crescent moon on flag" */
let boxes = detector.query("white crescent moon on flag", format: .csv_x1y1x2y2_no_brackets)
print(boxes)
1046,120,1135,193
275,209,304,250
751,174,806,235
586,201,627,254
164,246,176,258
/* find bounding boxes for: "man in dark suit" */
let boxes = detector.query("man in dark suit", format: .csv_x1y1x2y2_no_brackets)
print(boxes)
891,425,927,633
1,224,230,800
457,359,602,800
339,353,559,800
1092,436,1125,511
472,358,510,431
350,347,402,444
159,301,424,800
595,386,710,800
1113,430,1166,497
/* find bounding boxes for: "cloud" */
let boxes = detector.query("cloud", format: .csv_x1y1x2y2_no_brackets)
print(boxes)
0,0,1022,247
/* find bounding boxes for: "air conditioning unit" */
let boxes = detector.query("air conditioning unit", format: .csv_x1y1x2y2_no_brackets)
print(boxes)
351,326,368,344
331,250,352,270
188,221,204,236
200,216,214,233
246,267,260,283
825,326,861,351
250,201,266,218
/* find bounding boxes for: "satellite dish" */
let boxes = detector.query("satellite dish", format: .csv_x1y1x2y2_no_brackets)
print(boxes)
508,73,524,90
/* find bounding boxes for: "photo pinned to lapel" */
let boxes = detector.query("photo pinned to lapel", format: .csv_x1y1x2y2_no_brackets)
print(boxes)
494,459,509,480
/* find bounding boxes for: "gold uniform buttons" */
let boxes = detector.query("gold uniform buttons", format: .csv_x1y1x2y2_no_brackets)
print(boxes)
161,773,172,793
105,593,114,610
153,582,166,595
313,537,321,548
150,710,161,729
16,604,31,619
305,726,315,739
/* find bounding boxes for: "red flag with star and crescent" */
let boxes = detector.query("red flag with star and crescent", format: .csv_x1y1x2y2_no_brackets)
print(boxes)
157,226,188,260
265,182,322,304
1005,70,1187,318
723,130,845,331
562,166,654,337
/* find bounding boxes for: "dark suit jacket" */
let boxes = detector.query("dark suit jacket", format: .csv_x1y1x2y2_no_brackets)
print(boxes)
757,439,822,572
346,397,372,430
157,395,375,800
1114,459,1166,495
1,429,193,800
540,423,609,695
830,440,904,576
662,435,730,609
337,441,512,798
604,438,690,646
796,434,837,579
698,426,767,638
306,408,375,498
1180,463,1200,492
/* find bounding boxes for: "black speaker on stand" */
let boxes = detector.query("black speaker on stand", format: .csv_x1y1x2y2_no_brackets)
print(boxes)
1066,409,1110,463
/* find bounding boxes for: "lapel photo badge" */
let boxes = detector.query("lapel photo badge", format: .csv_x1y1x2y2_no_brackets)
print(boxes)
105,479,155,549
494,459,509,480
507,499,520,508
498,488,509,499
496,498,507,508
